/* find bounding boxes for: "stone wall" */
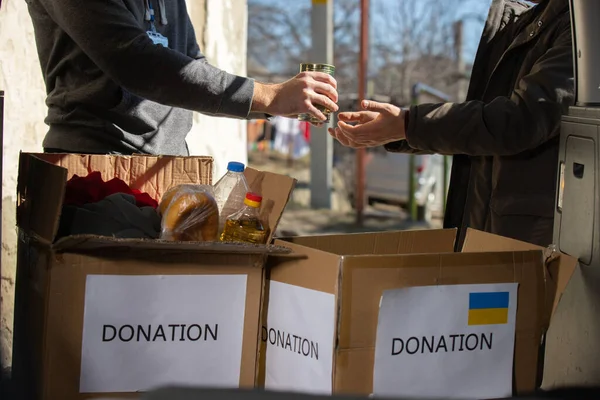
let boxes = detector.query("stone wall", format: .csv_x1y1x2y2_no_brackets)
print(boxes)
0,0,248,370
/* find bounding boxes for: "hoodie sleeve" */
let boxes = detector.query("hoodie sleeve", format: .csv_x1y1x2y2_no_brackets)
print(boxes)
184,10,204,60
402,19,574,156
37,0,255,119
384,109,434,155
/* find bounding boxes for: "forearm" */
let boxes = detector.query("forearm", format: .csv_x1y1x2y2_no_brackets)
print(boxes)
137,55,254,118
250,82,277,114
405,94,566,156
384,108,434,155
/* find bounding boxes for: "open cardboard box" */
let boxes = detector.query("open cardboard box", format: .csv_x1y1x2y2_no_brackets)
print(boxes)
12,153,296,400
258,228,577,396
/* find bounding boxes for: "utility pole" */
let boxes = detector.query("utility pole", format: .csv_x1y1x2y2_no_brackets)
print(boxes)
309,0,334,209
453,21,466,102
356,0,369,225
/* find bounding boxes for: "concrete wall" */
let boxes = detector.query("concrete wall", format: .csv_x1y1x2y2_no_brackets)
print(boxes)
186,0,249,179
0,0,48,371
0,0,248,370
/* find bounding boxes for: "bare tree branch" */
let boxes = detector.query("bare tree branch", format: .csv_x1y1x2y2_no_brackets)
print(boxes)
247,0,489,103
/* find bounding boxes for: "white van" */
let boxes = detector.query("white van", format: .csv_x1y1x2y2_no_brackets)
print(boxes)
336,144,450,223
414,154,452,222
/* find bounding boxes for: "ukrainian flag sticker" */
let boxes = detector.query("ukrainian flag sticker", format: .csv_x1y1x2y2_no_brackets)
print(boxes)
468,292,509,326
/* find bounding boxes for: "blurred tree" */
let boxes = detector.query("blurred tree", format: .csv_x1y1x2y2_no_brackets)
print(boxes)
247,0,361,95
247,0,490,103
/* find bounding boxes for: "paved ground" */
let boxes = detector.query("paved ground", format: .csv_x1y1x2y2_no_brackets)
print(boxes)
248,150,441,237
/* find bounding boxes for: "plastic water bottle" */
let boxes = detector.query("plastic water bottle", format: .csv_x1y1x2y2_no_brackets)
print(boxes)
213,161,250,235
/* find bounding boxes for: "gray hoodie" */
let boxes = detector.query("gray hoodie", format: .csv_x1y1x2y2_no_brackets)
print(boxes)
26,0,256,155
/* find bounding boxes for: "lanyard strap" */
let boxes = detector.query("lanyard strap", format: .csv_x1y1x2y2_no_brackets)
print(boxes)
144,0,157,31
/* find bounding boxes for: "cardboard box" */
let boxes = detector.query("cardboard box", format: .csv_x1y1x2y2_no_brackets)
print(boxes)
12,153,296,400
258,228,576,396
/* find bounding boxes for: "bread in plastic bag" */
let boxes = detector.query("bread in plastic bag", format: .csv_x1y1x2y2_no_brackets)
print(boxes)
158,184,219,242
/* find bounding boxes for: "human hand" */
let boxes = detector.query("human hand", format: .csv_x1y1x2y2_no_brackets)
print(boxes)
252,72,338,122
328,100,406,148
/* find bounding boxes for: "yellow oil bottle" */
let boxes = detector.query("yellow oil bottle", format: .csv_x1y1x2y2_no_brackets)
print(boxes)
220,192,269,244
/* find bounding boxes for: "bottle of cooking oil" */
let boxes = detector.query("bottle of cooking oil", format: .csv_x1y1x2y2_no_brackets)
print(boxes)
220,192,269,244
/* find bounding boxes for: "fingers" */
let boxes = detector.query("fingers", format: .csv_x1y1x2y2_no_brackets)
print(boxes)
304,71,338,89
310,93,339,113
328,126,364,149
312,81,339,104
338,110,379,123
328,127,352,147
328,126,347,146
338,112,363,121
337,120,372,136
361,100,397,115
305,101,327,122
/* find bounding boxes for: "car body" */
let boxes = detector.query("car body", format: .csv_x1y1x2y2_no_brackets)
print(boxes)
336,145,422,209
414,154,452,222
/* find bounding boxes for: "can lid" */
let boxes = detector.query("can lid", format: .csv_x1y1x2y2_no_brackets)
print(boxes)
227,161,245,173
245,192,262,203
300,63,335,74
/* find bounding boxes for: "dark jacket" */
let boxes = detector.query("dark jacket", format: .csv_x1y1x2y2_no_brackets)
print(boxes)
385,0,574,248
26,0,255,155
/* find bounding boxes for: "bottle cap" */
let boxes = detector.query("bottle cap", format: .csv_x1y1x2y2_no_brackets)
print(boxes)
244,192,262,208
227,161,245,173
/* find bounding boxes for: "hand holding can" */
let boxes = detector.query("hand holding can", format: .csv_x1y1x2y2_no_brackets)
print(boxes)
297,63,336,124
249,63,338,121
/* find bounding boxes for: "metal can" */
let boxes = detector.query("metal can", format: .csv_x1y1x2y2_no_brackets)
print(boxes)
298,63,336,124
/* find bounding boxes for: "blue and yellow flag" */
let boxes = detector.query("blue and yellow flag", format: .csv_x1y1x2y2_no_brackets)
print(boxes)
468,292,509,326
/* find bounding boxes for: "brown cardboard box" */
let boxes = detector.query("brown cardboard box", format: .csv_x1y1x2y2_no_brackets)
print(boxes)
12,153,296,400
259,228,577,396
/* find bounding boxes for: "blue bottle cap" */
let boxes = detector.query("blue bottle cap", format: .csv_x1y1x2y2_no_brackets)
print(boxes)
227,161,245,173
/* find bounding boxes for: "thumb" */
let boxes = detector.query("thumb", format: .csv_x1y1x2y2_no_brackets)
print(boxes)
362,100,391,114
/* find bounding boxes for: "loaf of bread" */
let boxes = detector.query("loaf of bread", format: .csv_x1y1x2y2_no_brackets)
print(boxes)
159,185,219,242
158,185,181,216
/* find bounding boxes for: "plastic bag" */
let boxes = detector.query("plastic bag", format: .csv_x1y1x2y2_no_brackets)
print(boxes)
158,184,219,242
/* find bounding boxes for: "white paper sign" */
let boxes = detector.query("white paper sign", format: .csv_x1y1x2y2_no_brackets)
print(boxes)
373,283,519,399
80,274,248,393
263,281,336,395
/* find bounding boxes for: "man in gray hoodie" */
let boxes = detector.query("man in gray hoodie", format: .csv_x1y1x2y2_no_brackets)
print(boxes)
26,0,338,155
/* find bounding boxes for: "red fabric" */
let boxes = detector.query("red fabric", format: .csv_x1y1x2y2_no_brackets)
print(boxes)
63,171,159,208
302,121,310,142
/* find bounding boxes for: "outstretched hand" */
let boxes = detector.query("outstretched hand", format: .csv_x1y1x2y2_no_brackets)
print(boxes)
328,100,406,148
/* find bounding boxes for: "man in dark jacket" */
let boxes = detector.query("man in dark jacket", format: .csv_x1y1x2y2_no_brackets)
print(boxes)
26,0,338,155
329,0,574,248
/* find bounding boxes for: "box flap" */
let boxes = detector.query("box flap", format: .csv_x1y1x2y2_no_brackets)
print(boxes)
462,228,577,319
33,152,213,199
17,152,68,243
278,229,457,256
244,167,296,244
270,239,344,293
17,153,213,242
462,228,544,252
52,235,292,255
